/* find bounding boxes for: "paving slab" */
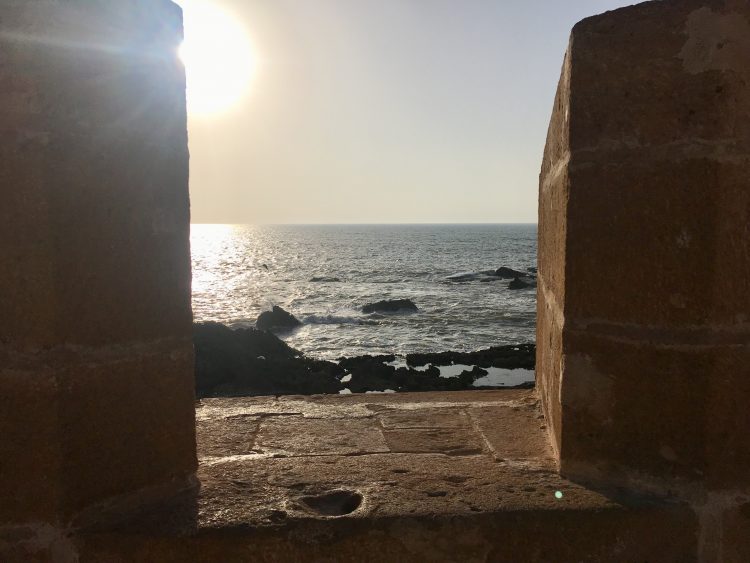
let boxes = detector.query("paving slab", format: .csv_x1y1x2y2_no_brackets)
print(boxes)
375,406,471,429
383,428,485,456
256,416,389,457
470,404,555,463
197,415,260,459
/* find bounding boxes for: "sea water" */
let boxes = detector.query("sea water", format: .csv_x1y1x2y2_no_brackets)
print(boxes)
191,224,537,360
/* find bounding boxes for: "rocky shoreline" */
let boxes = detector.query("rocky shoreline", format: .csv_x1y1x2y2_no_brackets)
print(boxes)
195,322,535,398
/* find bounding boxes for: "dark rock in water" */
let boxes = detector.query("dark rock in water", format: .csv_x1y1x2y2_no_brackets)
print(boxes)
527,267,538,274
362,299,418,314
406,343,535,370
194,322,343,398
310,276,341,282
508,277,530,290
495,266,528,279
194,322,535,398
447,270,503,283
445,272,477,282
256,306,302,331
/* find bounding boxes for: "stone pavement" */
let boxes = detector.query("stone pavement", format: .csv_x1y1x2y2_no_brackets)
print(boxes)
72,391,698,562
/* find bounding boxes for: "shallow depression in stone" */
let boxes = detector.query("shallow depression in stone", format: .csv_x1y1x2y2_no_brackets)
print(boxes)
300,490,364,517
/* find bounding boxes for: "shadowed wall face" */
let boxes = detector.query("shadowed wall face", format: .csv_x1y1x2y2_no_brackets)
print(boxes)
0,0,195,526
538,0,750,492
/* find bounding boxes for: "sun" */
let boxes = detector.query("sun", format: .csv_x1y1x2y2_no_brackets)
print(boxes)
177,0,256,116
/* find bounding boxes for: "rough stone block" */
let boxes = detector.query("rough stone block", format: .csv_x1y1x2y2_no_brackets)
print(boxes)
59,345,197,517
537,0,750,491
0,0,196,529
0,0,191,349
0,366,61,524
721,502,750,563
0,343,197,525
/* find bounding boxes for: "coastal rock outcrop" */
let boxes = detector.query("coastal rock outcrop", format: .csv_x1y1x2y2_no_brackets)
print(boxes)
194,322,342,397
406,343,535,370
256,306,302,331
446,270,502,283
495,266,529,279
508,277,531,290
194,322,535,397
362,299,418,314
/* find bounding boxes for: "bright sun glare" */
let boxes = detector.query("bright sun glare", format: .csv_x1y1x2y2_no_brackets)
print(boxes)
177,0,256,116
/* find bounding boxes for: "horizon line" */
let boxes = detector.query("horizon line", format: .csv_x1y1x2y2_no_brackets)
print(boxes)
190,221,539,226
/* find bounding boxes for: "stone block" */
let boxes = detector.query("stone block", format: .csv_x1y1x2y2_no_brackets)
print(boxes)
721,502,750,563
256,417,389,457
0,366,61,524
0,0,196,529
471,405,554,463
58,345,197,517
565,157,749,327
0,0,191,349
0,343,197,525
376,407,471,429
383,428,484,456
197,415,260,460
537,0,750,492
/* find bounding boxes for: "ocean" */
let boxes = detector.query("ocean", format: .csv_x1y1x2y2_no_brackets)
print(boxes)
191,224,537,360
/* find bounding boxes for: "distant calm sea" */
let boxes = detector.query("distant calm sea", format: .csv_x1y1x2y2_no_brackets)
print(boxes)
191,224,537,360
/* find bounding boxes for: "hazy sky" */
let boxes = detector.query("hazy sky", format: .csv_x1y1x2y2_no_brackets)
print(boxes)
180,0,637,224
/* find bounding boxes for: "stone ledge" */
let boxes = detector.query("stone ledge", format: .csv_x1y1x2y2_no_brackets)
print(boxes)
55,391,702,562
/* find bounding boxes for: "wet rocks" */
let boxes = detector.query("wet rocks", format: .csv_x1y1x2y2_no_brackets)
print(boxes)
406,343,536,370
362,299,418,314
508,277,531,290
194,322,343,397
256,306,302,331
194,323,535,398
495,267,529,279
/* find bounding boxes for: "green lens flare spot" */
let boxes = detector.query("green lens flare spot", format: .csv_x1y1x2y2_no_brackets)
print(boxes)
554,491,563,499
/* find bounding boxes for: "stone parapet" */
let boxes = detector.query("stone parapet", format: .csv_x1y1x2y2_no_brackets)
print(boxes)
0,0,196,528
536,0,750,517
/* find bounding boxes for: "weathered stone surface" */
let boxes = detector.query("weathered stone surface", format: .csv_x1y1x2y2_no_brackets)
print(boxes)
471,405,554,464
721,501,750,563
0,366,60,524
59,345,197,518
256,416,389,457
0,0,192,348
383,428,484,456
537,0,750,493
72,392,702,562
376,407,471,429
197,415,260,459
0,0,195,529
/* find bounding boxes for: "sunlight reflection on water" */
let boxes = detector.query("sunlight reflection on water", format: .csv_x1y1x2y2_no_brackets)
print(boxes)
190,224,537,360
